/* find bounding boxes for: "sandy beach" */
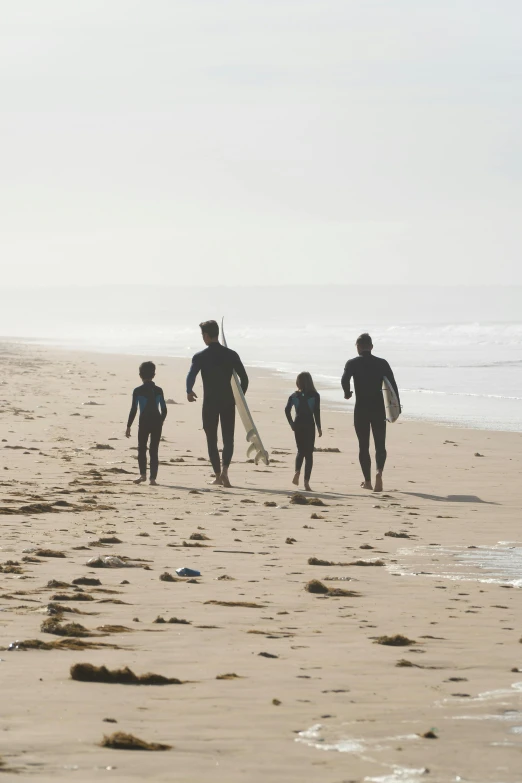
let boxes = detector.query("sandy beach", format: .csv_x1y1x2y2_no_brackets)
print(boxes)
1,342,521,783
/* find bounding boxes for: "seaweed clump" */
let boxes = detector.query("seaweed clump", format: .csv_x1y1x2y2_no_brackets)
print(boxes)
101,732,171,751
384,531,411,539
204,600,265,608
290,493,326,507
305,579,359,597
375,634,416,647
159,572,179,582
305,579,329,594
40,618,92,637
70,662,182,685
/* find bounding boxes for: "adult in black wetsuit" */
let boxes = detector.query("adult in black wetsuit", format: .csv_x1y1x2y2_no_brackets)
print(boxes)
126,361,168,486
285,371,322,492
341,333,400,493
186,320,248,488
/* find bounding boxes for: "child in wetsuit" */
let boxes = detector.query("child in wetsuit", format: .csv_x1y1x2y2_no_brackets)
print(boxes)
126,361,168,486
285,372,322,492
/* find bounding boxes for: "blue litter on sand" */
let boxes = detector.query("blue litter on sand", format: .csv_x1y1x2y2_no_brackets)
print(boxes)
176,568,201,577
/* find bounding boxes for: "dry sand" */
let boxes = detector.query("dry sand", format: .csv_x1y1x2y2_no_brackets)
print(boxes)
0,342,521,782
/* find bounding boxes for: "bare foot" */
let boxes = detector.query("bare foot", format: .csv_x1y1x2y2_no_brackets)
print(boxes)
361,480,373,490
292,472,300,486
304,481,312,492
374,473,383,492
209,475,223,486
134,476,146,484
149,479,157,486
221,471,232,489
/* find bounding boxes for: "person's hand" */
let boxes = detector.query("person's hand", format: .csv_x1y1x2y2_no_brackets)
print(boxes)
318,429,322,438
187,391,198,402
344,391,353,400
125,427,131,438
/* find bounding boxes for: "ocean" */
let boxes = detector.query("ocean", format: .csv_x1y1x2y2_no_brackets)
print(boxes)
1,285,521,432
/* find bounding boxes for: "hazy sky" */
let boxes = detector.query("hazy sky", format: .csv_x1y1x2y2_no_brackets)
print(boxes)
1,0,521,286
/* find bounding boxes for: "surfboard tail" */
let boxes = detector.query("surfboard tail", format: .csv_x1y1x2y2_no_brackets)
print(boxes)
221,318,270,465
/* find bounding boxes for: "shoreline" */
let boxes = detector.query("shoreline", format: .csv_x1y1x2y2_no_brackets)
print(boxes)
3,337,521,435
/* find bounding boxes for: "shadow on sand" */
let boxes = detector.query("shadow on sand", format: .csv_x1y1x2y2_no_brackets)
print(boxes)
403,492,498,505
152,482,359,502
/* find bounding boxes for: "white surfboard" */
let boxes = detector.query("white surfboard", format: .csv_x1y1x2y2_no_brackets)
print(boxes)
382,376,401,423
221,319,270,466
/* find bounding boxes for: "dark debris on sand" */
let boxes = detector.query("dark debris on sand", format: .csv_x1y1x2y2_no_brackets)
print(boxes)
6,638,122,651
290,493,326,506
154,616,191,625
70,663,183,685
101,732,171,751
41,618,93,637
51,593,95,602
308,556,349,567
305,579,359,597
159,572,180,582
385,531,412,539
205,600,265,608
216,672,242,679
375,634,417,647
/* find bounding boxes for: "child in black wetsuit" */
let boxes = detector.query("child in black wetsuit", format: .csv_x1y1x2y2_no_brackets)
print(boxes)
126,361,168,486
285,372,322,492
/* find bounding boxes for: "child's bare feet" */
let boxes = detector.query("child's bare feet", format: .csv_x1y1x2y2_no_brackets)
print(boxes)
292,472,300,486
134,475,146,484
304,480,312,492
361,480,373,490
374,473,383,492
209,474,223,486
149,479,157,486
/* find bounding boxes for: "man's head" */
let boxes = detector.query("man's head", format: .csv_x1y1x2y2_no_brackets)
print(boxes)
200,320,219,345
139,361,156,380
356,333,373,355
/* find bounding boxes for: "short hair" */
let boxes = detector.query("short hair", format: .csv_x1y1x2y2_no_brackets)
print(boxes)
200,320,219,339
356,333,373,350
139,361,156,379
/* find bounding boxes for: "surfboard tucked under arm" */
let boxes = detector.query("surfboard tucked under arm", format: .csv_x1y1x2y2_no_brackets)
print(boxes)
382,376,401,423
221,319,270,466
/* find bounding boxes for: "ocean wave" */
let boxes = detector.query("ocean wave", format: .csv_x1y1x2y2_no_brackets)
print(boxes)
401,388,522,401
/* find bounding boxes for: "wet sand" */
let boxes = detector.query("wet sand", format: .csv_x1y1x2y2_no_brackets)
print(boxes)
1,342,521,782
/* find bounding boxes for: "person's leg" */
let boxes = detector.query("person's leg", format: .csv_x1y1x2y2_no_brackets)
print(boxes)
354,408,372,489
371,413,387,492
303,424,316,490
148,423,163,485
202,403,221,481
293,428,305,486
136,425,149,483
219,403,236,488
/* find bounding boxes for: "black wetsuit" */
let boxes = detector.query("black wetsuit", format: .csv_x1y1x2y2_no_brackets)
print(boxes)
285,391,321,482
186,342,248,475
127,382,168,480
341,352,400,482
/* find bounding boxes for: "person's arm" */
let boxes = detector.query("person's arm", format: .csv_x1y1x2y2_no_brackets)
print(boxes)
341,360,353,399
126,389,138,436
285,395,295,429
313,392,322,435
384,362,401,408
158,388,168,422
233,352,249,394
186,354,201,401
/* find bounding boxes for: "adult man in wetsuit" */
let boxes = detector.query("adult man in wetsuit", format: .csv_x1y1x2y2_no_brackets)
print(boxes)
186,320,248,488
341,333,400,493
